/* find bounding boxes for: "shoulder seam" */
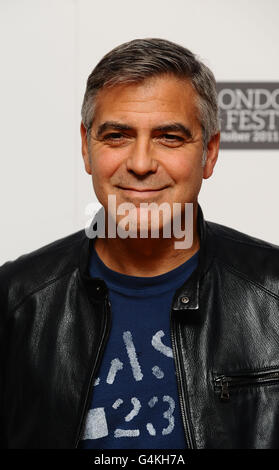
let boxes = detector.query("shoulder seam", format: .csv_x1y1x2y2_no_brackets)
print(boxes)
207,223,276,250
220,259,279,301
0,232,85,275
7,267,78,318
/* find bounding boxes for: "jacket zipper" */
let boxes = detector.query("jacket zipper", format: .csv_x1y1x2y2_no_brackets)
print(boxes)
74,296,112,448
170,312,196,449
214,369,279,402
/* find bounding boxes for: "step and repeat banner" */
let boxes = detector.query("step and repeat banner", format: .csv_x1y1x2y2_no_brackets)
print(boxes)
218,83,279,149
217,82,279,149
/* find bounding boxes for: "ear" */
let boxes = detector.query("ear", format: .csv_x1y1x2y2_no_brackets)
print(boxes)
203,132,220,180
80,122,92,175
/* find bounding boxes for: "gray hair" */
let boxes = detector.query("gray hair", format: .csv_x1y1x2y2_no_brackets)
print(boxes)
81,38,220,160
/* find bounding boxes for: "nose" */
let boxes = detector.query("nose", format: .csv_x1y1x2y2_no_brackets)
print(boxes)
126,138,158,175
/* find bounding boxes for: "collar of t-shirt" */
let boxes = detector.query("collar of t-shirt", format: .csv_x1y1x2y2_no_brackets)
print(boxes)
89,247,199,297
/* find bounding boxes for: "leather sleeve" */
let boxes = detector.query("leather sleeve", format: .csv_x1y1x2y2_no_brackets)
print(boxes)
0,262,10,448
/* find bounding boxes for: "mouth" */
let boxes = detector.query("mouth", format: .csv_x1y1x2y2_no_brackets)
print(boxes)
117,185,169,192
116,186,168,198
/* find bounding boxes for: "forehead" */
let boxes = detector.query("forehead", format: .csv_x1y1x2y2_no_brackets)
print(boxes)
92,75,200,128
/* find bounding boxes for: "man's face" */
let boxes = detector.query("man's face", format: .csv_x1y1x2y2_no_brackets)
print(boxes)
81,74,219,232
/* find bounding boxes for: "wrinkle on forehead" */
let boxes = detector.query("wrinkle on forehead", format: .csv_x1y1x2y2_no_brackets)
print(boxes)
93,75,200,132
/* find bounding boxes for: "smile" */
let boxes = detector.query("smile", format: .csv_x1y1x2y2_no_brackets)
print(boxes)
116,187,168,198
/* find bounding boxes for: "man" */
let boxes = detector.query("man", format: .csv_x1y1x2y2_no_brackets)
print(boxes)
1,38,279,449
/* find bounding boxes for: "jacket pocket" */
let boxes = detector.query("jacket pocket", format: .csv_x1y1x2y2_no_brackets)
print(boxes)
214,368,279,402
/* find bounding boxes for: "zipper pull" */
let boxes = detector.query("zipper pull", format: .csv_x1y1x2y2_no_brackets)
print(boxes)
220,378,230,402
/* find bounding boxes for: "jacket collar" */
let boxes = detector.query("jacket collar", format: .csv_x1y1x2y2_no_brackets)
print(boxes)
172,204,212,311
78,203,213,307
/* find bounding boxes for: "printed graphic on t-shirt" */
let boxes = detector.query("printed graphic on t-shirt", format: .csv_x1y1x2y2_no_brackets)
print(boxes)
81,328,184,448
81,246,198,449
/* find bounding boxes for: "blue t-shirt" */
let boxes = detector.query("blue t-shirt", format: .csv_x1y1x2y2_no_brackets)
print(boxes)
79,247,198,449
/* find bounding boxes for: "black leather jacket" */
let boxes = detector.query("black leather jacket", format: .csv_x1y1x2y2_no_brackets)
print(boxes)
1,207,279,449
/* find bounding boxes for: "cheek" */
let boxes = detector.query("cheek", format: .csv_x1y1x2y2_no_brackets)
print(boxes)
91,146,124,178
90,149,124,206
168,156,202,182
168,154,204,200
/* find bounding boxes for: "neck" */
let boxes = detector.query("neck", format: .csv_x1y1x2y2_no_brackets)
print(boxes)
94,204,200,277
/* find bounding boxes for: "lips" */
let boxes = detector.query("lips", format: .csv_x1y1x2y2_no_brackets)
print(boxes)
117,186,167,192
116,186,168,201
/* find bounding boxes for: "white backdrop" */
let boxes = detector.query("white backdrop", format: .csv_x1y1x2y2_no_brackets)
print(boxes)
1,0,279,264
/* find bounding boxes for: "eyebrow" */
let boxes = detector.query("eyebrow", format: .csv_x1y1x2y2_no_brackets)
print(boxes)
154,123,193,139
96,121,131,138
96,121,193,140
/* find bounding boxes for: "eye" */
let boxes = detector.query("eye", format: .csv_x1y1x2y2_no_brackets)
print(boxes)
158,134,185,146
103,132,125,140
162,134,184,140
